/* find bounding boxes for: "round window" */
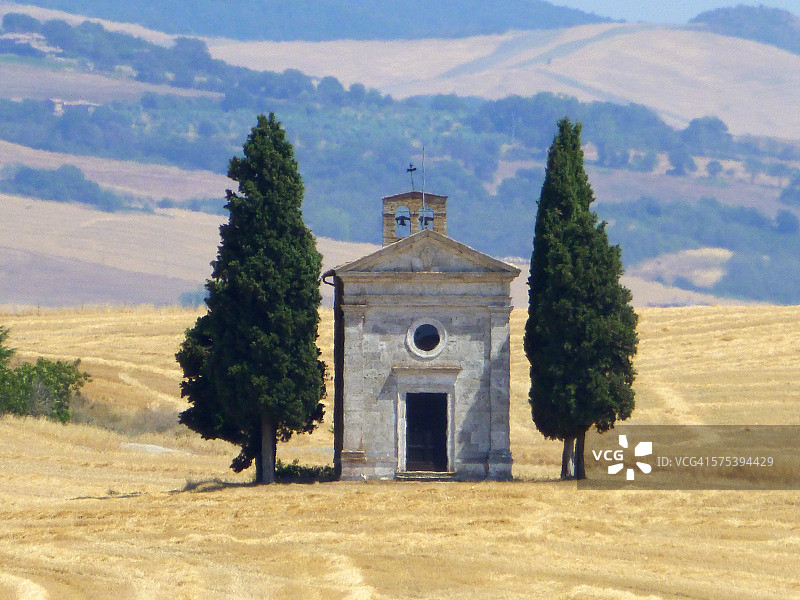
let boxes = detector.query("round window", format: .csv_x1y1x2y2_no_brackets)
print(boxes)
413,323,440,352
407,319,446,358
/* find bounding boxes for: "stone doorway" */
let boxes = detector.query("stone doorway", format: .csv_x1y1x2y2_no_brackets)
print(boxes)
405,392,448,471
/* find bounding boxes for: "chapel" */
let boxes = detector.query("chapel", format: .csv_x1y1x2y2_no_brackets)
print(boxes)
324,191,519,480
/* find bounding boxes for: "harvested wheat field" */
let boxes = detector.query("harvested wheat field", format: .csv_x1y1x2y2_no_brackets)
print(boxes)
0,304,799,599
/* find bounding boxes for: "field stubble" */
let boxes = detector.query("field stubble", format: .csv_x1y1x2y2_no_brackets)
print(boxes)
0,304,798,599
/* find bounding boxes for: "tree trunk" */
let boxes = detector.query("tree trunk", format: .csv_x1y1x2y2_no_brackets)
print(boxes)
561,435,576,480
575,429,587,480
254,451,263,482
260,414,277,484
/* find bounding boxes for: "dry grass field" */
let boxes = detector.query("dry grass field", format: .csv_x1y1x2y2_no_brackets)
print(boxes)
0,304,798,599
0,61,221,104
0,140,231,203
0,193,381,307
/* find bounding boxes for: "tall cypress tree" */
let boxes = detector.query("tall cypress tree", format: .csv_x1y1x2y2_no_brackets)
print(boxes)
524,117,638,480
177,113,325,483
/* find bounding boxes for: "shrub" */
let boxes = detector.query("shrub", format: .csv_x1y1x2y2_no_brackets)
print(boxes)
0,327,90,423
0,358,90,422
0,164,126,211
274,459,336,484
2,13,42,33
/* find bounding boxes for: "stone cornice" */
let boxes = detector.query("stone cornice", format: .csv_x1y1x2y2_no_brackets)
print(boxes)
341,296,512,308
337,271,518,282
334,229,521,276
391,366,462,376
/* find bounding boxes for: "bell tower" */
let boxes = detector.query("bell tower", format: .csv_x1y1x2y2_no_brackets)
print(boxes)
382,191,447,246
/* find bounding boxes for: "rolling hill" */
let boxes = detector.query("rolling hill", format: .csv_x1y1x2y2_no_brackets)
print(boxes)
6,3,800,139
1,3,799,306
209,23,800,139
0,191,731,308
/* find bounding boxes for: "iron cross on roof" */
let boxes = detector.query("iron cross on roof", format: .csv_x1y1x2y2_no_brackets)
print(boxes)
406,163,417,191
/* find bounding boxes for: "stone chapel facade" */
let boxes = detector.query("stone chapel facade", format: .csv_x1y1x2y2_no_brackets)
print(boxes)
324,191,519,481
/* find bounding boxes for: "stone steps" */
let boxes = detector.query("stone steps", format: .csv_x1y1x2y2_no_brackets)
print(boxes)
395,471,456,482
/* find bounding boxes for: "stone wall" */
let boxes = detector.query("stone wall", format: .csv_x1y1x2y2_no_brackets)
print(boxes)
338,283,513,480
334,230,518,481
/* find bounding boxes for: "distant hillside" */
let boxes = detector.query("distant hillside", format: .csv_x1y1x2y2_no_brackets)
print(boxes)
691,5,800,55
12,0,609,40
209,24,800,141
3,12,800,304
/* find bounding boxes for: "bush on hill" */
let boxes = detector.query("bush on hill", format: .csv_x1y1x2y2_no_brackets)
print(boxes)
0,327,90,423
1,12,42,33
0,164,127,211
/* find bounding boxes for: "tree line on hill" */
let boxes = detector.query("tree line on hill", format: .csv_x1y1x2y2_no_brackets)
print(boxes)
0,164,127,211
9,1,608,41
601,198,800,304
691,5,800,56
3,12,797,180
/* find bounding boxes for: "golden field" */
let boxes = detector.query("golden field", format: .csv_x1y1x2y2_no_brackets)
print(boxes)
0,304,799,599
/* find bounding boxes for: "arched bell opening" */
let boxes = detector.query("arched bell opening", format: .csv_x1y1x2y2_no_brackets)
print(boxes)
395,205,411,238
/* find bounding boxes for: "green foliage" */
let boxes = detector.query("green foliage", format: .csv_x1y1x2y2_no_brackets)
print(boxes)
17,0,608,41
158,197,226,215
744,157,765,182
42,19,153,71
0,328,90,423
775,210,800,235
0,38,45,58
2,15,800,304
599,197,800,303
473,95,677,156
0,326,14,368
779,174,800,206
666,146,697,176
628,150,658,173
177,113,326,480
274,459,336,483
0,96,234,172
691,5,800,56
178,284,208,307
2,12,42,33
706,160,724,178
525,119,638,477
0,164,126,211
681,117,734,156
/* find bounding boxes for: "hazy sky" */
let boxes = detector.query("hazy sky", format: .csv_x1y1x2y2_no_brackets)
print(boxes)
553,1,800,23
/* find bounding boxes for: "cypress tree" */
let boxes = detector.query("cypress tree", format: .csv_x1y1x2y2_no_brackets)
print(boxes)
177,113,325,483
0,326,13,368
524,117,638,480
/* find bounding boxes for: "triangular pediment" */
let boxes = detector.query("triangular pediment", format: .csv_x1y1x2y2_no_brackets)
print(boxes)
334,230,520,276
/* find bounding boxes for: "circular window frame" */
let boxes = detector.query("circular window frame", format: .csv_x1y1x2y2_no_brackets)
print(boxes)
406,318,447,359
